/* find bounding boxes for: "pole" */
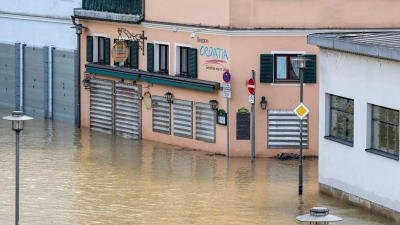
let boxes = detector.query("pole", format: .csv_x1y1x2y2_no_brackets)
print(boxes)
299,68,303,195
251,70,256,162
76,33,81,128
227,98,230,157
15,130,20,225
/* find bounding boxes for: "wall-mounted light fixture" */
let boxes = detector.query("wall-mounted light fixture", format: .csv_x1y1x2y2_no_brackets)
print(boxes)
82,73,92,90
172,25,178,32
164,92,173,103
209,99,218,110
260,96,267,109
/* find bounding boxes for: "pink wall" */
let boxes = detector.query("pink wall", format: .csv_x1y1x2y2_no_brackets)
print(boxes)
145,0,230,27
146,0,400,29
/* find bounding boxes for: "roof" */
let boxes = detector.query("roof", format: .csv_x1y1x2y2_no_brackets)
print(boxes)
308,32,400,61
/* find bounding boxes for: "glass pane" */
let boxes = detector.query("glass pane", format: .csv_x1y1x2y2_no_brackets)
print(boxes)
372,105,381,120
181,48,188,73
331,95,348,109
387,108,399,124
99,38,104,61
372,120,381,149
276,57,287,79
289,56,299,79
379,123,388,151
160,46,166,70
330,109,347,140
387,124,399,155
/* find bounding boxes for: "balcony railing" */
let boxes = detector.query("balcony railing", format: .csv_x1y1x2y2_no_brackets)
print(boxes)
82,0,142,15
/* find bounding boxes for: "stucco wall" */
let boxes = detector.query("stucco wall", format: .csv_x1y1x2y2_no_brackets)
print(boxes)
1,0,81,19
229,0,400,29
145,0,229,28
319,48,400,212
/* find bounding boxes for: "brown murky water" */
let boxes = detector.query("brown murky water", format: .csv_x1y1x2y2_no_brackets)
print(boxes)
0,111,397,225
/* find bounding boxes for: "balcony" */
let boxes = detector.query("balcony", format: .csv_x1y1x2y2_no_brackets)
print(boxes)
74,0,143,23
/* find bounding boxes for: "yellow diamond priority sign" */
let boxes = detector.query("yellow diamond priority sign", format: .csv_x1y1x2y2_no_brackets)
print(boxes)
293,102,310,120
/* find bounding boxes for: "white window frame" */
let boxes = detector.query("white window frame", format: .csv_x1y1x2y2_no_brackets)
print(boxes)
154,41,170,74
175,43,192,75
92,33,108,63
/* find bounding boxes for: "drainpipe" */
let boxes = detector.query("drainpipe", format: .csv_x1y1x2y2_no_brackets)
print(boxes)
71,16,85,128
141,0,145,22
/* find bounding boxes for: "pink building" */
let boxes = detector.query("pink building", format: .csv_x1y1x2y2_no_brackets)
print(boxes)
74,0,400,157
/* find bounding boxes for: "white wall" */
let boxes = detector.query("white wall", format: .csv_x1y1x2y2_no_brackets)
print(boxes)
1,0,81,19
0,16,76,49
319,48,400,212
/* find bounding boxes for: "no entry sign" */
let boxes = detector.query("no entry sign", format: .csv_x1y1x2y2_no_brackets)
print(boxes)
248,78,255,94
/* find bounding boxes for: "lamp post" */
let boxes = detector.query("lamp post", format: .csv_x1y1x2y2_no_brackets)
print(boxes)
291,55,312,195
296,207,342,224
3,111,33,225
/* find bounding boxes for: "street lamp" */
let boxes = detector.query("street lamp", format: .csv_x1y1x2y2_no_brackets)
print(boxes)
296,207,342,224
291,55,313,195
164,92,173,103
3,111,33,225
209,99,218,110
260,96,267,109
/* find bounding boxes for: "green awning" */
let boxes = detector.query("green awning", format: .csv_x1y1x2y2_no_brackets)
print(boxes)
85,65,139,80
85,64,220,92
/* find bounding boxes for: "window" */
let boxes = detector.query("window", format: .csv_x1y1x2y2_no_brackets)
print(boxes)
98,37,105,63
371,105,399,156
274,54,299,81
259,54,316,83
179,47,189,75
159,44,169,74
329,95,354,144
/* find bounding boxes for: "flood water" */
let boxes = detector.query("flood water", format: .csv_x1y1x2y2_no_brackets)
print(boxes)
0,111,397,225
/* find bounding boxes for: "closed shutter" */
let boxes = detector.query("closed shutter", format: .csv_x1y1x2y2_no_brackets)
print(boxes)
260,54,273,83
104,38,110,65
195,102,216,143
189,48,198,78
152,95,171,134
90,78,114,133
173,99,193,139
303,54,317,83
87,36,93,62
114,39,119,66
131,41,139,69
115,82,142,139
268,110,308,149
147,43,154,72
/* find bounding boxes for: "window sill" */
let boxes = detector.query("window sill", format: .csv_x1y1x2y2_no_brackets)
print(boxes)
365,148,399,161
324,136,353,147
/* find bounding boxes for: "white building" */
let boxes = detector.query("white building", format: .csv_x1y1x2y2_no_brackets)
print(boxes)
308,32,400,223
0,0,81,123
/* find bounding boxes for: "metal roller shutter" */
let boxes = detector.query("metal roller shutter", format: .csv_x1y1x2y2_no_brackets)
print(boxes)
90,78,114,133
0,43,15,110
268,110,308,149
152,95,171,134
115,82,142,139
195,102,216,143
173,99,193,139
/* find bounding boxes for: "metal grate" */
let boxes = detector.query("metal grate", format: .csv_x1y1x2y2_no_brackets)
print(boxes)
152,95,171,134
268,110,308,149
173,99,193,139
195,102,216,143
115,82,141,139
90,78,114,133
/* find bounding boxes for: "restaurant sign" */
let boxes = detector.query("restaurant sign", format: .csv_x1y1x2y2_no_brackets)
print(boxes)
112,40,129,63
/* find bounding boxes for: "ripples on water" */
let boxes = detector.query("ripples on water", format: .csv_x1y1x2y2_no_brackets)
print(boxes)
0,111,396,224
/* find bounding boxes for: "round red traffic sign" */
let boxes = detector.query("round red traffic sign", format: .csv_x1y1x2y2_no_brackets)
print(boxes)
248,78,255,94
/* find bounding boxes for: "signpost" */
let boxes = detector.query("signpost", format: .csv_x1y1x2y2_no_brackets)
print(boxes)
248,78,255,95
249,72,256,162
222,83,231,98
222,71,231,157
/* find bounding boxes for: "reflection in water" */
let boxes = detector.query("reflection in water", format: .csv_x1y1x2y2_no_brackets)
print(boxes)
0,111,396,225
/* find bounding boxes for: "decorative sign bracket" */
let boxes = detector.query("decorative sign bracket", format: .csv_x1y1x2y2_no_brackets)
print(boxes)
117,27,147,55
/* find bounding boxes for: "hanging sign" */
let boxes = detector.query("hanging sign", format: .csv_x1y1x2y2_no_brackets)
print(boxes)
112,40,129,63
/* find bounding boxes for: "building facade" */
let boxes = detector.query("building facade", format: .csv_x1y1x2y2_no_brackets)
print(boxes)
309,32,400,223
0,0,80,123
75,0,400,157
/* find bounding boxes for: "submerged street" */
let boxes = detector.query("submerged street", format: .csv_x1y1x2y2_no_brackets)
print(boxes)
0,111,396,225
